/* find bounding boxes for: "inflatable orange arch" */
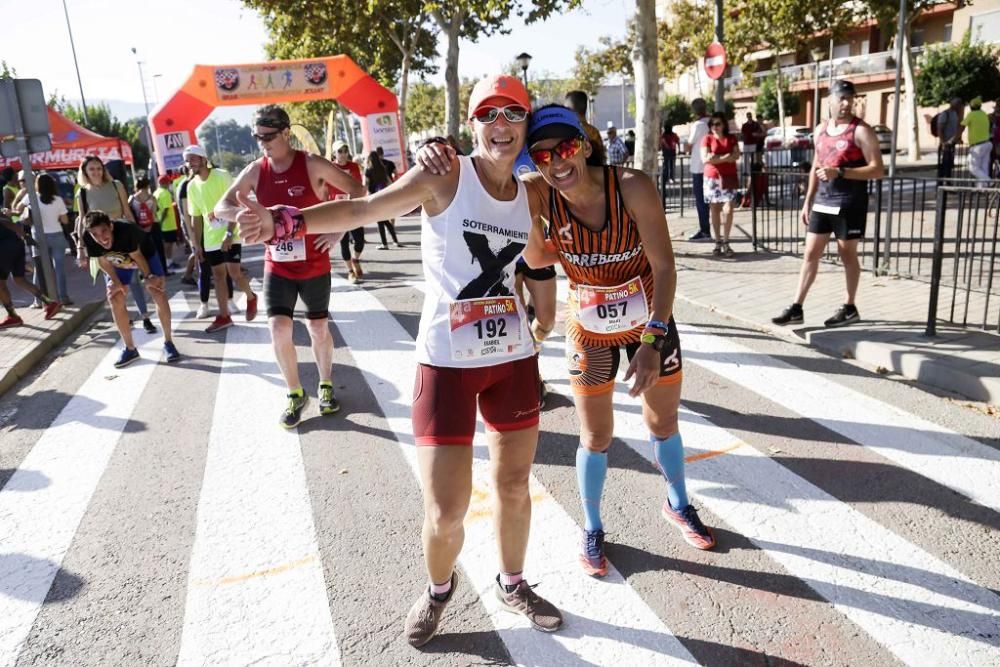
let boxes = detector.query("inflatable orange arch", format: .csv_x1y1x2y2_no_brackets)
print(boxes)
149,55,404,174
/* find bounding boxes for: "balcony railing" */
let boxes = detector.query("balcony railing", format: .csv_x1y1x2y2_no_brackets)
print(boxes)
724,46,926,91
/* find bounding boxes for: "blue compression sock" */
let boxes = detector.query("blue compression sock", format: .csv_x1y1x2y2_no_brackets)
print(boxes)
653,433,689,510
576,448,608,531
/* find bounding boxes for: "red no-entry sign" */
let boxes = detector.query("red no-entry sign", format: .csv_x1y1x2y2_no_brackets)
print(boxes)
704,42,727,81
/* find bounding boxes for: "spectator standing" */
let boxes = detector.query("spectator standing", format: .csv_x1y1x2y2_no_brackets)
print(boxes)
153,175,182,269
659,122,680,190
605,126,629,167
365,151,401,249
623,129,636,164
14,173,72,304
330,140,366,283
565,90,607,164
701,112,741,258
129,177,168,273
935,97,963,179
687,98,711,240
961,97,992,184
740,112,765,162
0,210,61,328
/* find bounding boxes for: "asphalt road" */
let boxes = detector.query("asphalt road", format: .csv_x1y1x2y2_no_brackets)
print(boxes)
1,218,998,667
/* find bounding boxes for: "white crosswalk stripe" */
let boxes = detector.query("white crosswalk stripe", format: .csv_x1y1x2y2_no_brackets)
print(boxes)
0,294,190,667
536,338,1000,667
177,320,340,665
2,275,998,667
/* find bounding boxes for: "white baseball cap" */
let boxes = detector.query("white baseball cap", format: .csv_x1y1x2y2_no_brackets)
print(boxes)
182,144,208,159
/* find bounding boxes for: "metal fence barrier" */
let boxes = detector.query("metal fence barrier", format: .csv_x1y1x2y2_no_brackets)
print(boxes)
926,185,1000,335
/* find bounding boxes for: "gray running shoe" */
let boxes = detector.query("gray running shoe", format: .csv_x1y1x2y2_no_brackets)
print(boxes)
494,577,563,632
280,392,309,429
404,572,457,647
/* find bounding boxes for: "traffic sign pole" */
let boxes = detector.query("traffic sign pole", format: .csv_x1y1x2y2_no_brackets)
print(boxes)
1,80,57,302
713,0,725,113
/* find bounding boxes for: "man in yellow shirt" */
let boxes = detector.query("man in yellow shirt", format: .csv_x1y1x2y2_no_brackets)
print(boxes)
184,145,258,333
961,97,992,184
154,175,181,269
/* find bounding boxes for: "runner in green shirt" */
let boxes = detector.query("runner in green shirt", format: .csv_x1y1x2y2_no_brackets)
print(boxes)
184,145,258,333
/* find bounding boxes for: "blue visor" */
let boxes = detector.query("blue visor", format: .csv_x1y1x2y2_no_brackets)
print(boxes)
527,106,584,146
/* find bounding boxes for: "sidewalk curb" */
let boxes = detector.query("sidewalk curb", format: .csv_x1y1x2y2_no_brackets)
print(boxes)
0,301,104,398
675,292,1000,405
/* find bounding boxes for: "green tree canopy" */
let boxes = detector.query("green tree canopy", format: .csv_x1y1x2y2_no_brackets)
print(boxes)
915,30,1000,106
196,119,256,159
755,75,801,122
660,95,692,127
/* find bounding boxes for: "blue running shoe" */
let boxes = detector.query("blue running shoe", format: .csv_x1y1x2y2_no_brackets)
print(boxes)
579,528,608,577
114,347,140,369
163,341,181,363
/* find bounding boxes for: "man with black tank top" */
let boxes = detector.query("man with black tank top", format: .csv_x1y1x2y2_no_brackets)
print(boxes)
773,80,884,328
215,105,365,428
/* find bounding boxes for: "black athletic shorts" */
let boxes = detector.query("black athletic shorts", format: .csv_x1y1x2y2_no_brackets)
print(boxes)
515,261,556,281
264,270,331,319
808,204,867,241
0,239,26,280
205,244,242,266
565,317,683,395
162,230,179,243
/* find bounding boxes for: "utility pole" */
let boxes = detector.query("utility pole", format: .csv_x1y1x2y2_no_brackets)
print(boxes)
714,0,725,112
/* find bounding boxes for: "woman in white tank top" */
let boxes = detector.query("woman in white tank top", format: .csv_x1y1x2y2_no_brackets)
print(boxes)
233,74,564,644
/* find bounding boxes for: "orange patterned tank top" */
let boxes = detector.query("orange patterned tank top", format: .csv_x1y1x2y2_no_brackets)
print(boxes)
546,166,653,347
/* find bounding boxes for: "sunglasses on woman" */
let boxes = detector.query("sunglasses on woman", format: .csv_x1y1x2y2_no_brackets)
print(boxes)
529,136,584,166
471,105,528,124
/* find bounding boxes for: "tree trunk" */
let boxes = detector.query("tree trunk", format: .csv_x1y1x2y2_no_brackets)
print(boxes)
632,0,660,176
776,67,786,132
901,24,920,162
399,49,412,141
432,9,463,140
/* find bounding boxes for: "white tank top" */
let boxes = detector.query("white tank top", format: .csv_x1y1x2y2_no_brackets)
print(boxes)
416,156,534,368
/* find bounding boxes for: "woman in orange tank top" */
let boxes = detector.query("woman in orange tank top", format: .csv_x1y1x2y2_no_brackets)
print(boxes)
520,105,717,578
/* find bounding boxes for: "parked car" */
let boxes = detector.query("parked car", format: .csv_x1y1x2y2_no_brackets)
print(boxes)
872,124,893,153
765,126,813,168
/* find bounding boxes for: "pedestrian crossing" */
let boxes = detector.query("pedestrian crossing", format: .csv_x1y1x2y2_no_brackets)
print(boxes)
1,276,997,667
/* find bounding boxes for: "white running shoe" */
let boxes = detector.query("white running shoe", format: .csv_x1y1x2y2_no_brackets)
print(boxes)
196,303,211,319
228,299,241,314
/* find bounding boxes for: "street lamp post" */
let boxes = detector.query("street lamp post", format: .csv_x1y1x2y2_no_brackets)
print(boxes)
61,0,89,125
811,47,826,126
152,73,162,105
131,47,153,178
515,52,532,90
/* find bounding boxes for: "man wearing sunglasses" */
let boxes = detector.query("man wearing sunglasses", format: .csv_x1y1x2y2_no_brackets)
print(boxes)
214,105,365,428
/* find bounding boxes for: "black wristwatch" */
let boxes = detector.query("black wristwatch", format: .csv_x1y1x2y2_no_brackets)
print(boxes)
837,166,846,178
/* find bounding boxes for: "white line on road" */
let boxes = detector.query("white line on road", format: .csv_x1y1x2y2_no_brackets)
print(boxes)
176,320,339,666
676,322,1000,513
537,336,1000,666
333,278,697,666
0,294,190,667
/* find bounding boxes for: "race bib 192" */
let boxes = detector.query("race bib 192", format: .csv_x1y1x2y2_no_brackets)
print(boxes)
448,297,523,361
271,237,306,262
575,277,649,334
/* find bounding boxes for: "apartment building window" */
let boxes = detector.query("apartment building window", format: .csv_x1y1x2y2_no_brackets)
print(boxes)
911,27,925,47
970,10,1000,44
943,22,953,42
